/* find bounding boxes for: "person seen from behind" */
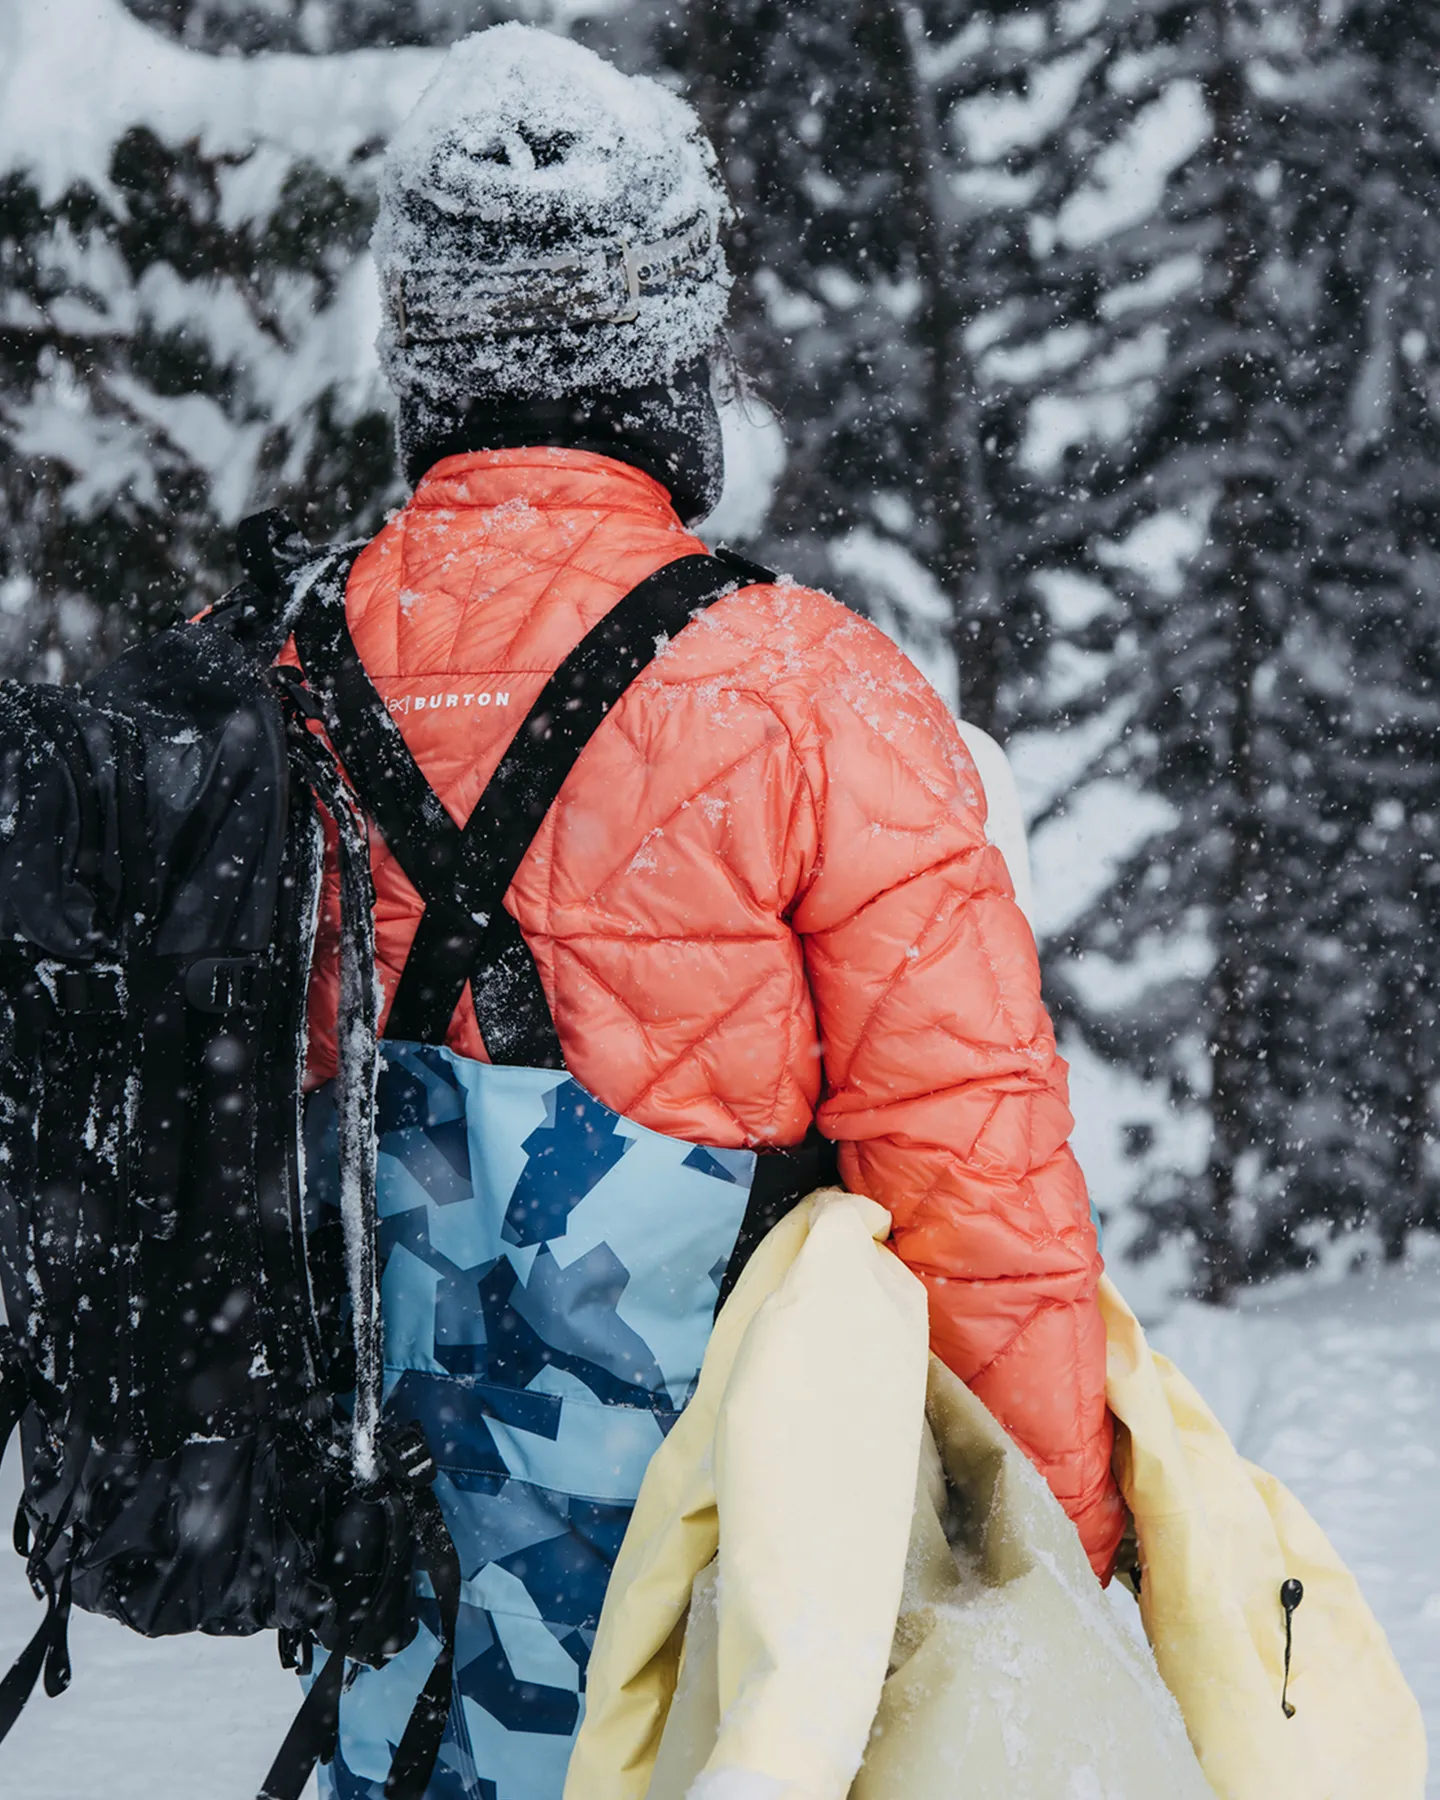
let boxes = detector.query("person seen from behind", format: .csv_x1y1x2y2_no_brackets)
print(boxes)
297,24,1127,1799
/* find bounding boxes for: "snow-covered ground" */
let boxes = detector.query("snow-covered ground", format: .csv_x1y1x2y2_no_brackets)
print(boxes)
1151,1250,1440,1777
1,1249,1435,1796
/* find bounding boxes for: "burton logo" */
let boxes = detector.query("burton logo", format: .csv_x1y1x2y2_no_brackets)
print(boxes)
387,692,512,715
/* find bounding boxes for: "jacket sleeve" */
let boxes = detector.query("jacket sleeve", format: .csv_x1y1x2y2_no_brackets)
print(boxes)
775,619,1126,1581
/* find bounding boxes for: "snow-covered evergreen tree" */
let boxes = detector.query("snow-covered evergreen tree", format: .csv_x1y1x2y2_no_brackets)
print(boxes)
127,0,513,53
0,0,631,681
0,0,448,678
680,0,1132,726
1023,0,1440,1291
1274,0,1440,1261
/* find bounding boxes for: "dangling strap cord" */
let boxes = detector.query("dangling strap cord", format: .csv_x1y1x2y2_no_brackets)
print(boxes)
0,1551,74,1743
255,1635,349,1800
383,1430,462,1800
1280,1576,1304,1717
254,1439,460,1800
0,1328,71,1745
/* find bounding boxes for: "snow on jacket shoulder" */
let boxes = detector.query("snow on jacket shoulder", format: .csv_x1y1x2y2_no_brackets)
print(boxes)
301,446,1125,1578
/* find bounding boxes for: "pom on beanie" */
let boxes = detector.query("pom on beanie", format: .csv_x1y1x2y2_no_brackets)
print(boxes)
373,24,733,411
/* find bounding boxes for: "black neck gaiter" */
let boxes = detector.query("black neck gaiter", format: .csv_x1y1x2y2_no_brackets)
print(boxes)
398,362,724,524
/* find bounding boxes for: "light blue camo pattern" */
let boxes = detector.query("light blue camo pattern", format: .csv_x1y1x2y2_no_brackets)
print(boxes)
304,1042,754,1800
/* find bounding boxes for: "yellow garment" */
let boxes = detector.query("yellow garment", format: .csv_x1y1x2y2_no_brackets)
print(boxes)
565,1191,930,1800
648,1355,1214,1800
1102,1279,1426,1799
565,1192,1426,1800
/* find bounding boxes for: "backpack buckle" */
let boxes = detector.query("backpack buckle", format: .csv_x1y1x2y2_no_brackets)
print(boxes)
270,663,325,725
382,1423,437,1490
184,956,267,1013
13,963,123,1031
53,967,123,1015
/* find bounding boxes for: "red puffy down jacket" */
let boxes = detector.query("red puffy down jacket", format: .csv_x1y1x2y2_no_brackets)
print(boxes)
302,446,1125,1578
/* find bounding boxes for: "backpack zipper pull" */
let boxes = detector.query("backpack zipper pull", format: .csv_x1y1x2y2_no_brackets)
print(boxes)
1280,1577,1304,1717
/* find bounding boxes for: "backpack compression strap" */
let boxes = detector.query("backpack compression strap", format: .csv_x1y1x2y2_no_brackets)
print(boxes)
291,547,773,1065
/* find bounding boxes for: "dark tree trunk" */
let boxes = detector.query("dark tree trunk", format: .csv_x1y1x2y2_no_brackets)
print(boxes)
1197,1,1270,1302
873,1,1003,732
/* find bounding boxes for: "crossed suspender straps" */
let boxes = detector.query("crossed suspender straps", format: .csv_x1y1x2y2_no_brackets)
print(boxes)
289,544,775,1063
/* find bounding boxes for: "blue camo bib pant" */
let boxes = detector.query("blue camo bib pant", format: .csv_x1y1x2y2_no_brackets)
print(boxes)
305,1042,752,1800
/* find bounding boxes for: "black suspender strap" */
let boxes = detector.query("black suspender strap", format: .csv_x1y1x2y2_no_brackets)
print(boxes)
293,546,773,1066
717,1126,842,1312
386,550,760,1061
289,550,462,907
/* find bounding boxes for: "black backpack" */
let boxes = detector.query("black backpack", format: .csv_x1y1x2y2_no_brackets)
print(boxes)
0,513,458,1800
0,511,811,1800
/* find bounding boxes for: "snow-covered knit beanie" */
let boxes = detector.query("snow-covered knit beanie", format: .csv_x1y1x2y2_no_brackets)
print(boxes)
374,25,733,513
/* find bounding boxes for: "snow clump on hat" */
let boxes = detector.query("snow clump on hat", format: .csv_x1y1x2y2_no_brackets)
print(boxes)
373,24,733,411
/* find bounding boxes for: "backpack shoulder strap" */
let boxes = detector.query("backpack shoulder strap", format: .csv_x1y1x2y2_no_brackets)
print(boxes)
285,543,461,909
292,544,774,1066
